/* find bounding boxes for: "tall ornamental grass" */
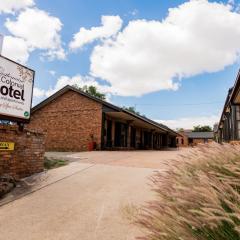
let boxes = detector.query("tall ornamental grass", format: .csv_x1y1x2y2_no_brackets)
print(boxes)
137,143,240,240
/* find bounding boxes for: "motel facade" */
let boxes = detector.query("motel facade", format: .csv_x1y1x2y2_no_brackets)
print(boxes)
27,85,178,151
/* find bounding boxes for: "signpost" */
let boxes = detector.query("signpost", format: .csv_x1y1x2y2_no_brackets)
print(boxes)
0,55,35,123
0,40,38,179
0,142,15,151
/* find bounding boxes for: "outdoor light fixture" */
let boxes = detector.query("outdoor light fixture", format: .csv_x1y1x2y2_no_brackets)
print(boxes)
226,106,231,113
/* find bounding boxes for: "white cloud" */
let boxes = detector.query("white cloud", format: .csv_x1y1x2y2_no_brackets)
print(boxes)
33,87,45,98
2,35,30,63
90,0,240,96
69,15,123,50
157,115,220,130
0,0,34,14
5,8,65,60
49,70,56,76
46,75,112,97
129,9,139,16
34,74,112,101
42,46,66,61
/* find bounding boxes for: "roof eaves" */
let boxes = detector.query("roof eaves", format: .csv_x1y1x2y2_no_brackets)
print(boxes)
217,87,234,131
228,69,240,105
121,109,177,135
121,109,167,133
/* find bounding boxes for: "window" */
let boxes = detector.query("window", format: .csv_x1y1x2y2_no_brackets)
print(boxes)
236,106,240,139
181,139,184,145
238,121,240,139
236,106,240,120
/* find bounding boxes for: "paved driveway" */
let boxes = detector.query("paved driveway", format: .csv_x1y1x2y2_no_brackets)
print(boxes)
0,149,189,240
46,148,190,169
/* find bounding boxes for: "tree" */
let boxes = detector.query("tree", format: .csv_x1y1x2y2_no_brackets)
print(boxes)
193,125,212,132
122,106,146,117
123,106,140,115
73,85,106,100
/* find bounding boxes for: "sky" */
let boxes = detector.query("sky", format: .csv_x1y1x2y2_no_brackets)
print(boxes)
0,0,240,129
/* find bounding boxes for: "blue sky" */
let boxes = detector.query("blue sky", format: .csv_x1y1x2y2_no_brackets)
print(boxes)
0,0,240,129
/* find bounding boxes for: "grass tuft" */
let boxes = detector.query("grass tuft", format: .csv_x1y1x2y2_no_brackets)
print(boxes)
136,143,240,240
44,157,68,170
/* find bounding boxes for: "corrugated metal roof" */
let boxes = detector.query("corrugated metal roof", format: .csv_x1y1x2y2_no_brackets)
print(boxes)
185,131,214,139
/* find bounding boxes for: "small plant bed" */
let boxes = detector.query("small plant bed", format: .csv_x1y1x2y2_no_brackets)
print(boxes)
137,143,240,240
44,157,69,170
0,175,16,199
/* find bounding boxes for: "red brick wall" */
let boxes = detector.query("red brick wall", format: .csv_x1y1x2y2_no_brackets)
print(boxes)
176,132,189,147
0,125,45,179
27,90,103,151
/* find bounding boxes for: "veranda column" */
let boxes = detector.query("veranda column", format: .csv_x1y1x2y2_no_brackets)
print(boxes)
111,120,115,148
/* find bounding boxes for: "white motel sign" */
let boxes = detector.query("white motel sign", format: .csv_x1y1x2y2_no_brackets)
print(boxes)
0,55,34,123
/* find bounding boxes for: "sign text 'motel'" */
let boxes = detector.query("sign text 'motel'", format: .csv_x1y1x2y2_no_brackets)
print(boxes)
0,55,34,123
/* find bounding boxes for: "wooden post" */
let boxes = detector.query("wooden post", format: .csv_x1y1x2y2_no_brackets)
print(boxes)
127,125,131,148
17,122,24,132
101,113,106,150
111,120,115,148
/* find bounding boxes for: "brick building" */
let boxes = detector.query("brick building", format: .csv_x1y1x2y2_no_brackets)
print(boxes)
27,85,178,151
176,130,190,147
177,130,214,147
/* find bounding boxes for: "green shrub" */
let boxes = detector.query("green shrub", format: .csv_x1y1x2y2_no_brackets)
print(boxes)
137,143,240,240
44,157,68,170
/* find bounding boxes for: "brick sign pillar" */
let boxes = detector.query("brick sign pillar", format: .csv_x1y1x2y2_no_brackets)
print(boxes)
0,125,45,179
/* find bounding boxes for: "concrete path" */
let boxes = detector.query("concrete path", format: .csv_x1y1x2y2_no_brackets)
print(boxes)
0,149,189,240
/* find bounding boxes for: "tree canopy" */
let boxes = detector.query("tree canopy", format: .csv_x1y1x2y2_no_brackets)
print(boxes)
73,85,106,100
122,106,146,117
192,125,212,132
123,106,140,115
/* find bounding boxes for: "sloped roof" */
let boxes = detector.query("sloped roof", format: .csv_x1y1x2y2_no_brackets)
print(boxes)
31,85,177,136
218,69,240,131
218,87,233,131
140,116,178,135
185,131,214,139
32,85,121,113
